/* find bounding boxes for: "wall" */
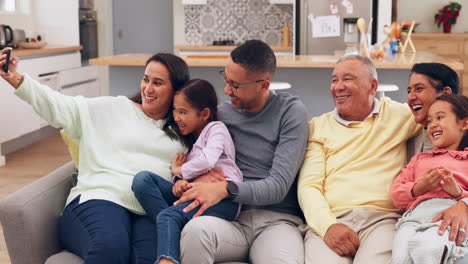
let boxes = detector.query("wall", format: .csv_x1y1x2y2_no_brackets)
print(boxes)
398,0,468,33
94,0,113,96
173,0,185,45
0,0,34,33
0,0,79,45
112,0,173,54
377,0,392,43
33,0,79,45
182,0,293,46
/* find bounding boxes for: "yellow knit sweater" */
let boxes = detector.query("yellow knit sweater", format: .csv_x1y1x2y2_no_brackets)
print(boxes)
298,97,421,237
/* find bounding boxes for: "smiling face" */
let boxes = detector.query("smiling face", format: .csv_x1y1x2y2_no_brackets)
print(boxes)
427,100,468,150
173,93,209,136
223,58,269,113
139,61,174,120
330,59,378,121
406,73,449,126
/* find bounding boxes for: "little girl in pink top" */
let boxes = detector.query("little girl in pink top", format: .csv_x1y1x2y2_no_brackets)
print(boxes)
132,79,242,264
391,94,468,264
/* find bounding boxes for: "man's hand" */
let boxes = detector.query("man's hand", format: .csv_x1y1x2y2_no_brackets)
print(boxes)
411,168,442,197
432,201,468,246
174,181,229,217
193,168,227,183
172,179,189,197
171,153,186,175
324,223,360,256
438,167,462,197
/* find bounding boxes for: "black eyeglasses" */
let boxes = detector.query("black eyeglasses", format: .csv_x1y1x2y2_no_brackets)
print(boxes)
218,70,264,92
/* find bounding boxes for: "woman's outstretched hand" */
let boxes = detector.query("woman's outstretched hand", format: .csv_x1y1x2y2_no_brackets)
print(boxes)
0,48,22,88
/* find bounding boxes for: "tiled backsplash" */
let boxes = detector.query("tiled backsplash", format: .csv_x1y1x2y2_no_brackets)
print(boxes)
184,0,293,46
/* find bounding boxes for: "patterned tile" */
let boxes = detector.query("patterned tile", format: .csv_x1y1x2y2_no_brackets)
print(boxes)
184,0,293,46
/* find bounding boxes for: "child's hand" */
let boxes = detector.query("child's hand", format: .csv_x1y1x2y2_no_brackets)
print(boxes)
171,153,186,175
412,168,442,197
173,179,189,197
438,166,462,198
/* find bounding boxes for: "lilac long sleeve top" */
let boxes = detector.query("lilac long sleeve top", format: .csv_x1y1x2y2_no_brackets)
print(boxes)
179,121,243,183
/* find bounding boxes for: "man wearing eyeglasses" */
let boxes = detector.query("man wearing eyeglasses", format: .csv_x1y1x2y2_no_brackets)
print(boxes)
175,40,309,263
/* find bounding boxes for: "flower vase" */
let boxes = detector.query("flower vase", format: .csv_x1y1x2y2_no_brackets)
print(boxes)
443,23,452,33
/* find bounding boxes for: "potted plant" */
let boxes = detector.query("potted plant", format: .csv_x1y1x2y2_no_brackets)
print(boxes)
434,2,462,33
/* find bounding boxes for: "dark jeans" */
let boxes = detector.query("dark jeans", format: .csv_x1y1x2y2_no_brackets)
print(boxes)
59,196,156,264
132,170,239,264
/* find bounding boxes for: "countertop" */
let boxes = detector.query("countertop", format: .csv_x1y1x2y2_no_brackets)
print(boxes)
89,52,464,70
11,45,82,57
412,33,468,39
174,45,293,52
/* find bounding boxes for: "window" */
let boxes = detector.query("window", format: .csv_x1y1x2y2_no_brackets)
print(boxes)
0,0,16,12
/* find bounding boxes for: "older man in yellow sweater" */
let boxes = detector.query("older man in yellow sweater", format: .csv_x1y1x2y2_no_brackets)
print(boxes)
298,55,422,264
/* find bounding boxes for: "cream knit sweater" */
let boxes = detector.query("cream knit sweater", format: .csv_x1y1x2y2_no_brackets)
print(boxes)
15,74,186,214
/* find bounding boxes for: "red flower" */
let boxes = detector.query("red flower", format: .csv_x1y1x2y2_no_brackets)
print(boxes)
434,2,462,27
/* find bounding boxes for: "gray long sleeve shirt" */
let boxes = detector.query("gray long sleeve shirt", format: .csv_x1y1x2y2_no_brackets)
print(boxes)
218,92,309,216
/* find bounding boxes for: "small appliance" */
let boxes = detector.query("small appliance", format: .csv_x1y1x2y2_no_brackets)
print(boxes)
0,25,13,49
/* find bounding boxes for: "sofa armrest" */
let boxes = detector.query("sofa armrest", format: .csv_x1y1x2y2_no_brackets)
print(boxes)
0,161,76,264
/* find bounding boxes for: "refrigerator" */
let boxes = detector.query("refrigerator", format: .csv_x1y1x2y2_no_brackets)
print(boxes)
299,0,378,55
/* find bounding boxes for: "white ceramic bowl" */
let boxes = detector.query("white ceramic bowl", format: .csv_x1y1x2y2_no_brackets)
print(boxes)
18,42,47,49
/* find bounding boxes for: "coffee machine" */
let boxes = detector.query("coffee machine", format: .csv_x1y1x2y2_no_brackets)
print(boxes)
343,18,359,55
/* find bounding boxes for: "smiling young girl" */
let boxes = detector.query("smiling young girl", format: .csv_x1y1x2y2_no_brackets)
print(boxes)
131,79,242,264
391,94,468,264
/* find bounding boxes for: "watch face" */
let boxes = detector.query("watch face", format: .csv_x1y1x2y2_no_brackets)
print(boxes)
228,181,238,195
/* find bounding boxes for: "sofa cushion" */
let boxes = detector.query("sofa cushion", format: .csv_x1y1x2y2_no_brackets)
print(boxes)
60,130,79,167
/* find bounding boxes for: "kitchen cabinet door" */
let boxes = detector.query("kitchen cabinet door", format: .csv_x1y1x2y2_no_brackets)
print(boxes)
0,78,42,143
60,80,100,98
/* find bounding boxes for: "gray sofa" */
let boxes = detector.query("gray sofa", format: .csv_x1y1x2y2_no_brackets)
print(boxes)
0,162,83,264
0,162,247,264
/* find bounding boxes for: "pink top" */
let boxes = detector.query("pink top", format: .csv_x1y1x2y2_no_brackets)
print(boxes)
178,121,243,183
391,148,468,211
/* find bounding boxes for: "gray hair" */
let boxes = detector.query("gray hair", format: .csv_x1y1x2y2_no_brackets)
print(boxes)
336,55,378,80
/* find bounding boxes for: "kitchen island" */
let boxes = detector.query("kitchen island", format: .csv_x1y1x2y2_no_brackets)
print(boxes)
90,52,464,117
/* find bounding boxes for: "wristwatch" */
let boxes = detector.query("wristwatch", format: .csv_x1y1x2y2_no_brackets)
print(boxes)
226,181,238,200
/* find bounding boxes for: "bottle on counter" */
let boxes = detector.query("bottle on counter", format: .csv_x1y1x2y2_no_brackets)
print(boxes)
282,25,290,47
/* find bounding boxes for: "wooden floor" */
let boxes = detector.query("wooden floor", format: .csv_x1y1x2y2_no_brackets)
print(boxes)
0,134,71,264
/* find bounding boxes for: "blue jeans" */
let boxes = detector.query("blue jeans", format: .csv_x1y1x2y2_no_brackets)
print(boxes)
132,170,239,264
59,196,156,264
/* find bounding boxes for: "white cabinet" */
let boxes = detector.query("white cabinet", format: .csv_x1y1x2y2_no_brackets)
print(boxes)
61,80,100,98
0,78,42,143
59,65,100,98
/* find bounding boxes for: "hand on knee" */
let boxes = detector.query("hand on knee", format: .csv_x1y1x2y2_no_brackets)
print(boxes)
158,257,176,264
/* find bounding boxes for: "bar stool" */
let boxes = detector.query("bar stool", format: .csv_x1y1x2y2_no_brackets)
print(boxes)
269,82,291,90
377,84,399,98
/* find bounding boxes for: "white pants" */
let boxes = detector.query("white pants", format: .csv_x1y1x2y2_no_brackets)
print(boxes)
392,198,468,264
304,208,401,264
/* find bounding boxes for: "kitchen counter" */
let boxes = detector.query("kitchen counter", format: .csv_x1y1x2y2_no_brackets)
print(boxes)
89,52,463,70
11,45,82,57
175,45,294,52
89,52,464,117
